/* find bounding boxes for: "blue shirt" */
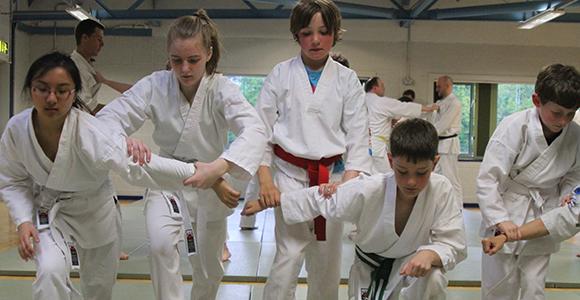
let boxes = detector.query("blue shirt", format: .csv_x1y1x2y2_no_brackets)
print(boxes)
305,67,323,90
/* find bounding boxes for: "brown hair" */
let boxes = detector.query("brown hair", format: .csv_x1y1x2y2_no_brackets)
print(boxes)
290,0,343,46
166,9,222,75
535,64,580,109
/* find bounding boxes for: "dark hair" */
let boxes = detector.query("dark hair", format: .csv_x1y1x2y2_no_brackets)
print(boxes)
290,0,343,46
364,76,380,93
331,52,349,68
390,118,438,163
402,89,415,100
23,52,89,112
75,19,104,46
535,64,580,109
167,10,222,75
398,95,413,103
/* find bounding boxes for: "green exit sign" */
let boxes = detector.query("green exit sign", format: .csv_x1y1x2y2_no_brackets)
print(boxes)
0,40,8,55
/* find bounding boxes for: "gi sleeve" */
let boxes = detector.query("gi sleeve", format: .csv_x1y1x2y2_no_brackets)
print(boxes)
255,70,280,168
341,71,372,174
477,127,522,230
281,174,375,224
219,80,267,180
0,128,35,227
417,180,467,271
96,74,154,136
82,124,196,191
558,150,580,199
540,204,580,242
387,99,422,119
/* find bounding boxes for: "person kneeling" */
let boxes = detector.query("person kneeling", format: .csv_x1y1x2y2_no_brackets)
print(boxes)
243,118,467,300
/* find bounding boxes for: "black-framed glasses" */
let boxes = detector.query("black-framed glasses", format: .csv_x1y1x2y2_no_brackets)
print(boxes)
32,85,74,101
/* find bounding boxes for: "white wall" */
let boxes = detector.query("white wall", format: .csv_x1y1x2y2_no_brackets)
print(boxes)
10,17,580,202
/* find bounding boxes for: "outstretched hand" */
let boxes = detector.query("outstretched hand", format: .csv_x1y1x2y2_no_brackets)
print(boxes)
126,137,151,165
241,200,267,216
211,178,241,208
318,182,339,198
496,221,521,242
183,159,229,189
482,234,508,256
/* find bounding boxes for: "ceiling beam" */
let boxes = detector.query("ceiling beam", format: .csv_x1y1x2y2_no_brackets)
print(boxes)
128,0,146,11
93,0,114,18
390,0,406,11
431,0,578,19
17,23,152,36
251,0,398,18
242,0,258,10
410,0,438,18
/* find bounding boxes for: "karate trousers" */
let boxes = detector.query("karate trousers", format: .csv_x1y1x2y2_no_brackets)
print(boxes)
145,190,227,300
434,153,463,202
263,170,344,300
33,230,120,300
481,252,550,300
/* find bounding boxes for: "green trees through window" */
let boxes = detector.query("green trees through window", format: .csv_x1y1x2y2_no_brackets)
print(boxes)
497,84,534,125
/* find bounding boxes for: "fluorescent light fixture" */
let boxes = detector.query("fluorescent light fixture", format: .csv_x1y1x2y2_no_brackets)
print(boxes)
65,4,92,21
518,8,566,29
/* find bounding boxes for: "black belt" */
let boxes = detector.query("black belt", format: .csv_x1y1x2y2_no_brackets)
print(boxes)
438,134,458,140
355,246,395,300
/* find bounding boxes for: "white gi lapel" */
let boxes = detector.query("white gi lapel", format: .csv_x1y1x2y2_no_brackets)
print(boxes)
381,174,398,252
172,74,209,160
44,109,76,189
296,55,325,114
509,109,568,211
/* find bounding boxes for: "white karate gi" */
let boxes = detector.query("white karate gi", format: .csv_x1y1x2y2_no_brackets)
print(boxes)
257,55,371,300
0,108,197,300
477,108,580,300
97,71,266,300
431,93,463,202
540,185,580,241
365,92,422,174
281,172,466,300
71,50,101,112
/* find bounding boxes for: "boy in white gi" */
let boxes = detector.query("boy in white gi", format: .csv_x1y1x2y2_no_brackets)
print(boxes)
252,0,371,299
482,185,580,256
477,64,580,300
365,76,438,173
244,118,467,300
96,11,267,300
0,52,215,300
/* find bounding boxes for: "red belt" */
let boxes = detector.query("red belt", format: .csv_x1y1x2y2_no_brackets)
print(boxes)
274,145,342,241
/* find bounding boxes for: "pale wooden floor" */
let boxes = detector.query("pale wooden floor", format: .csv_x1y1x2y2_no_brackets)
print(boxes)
0,202,17,252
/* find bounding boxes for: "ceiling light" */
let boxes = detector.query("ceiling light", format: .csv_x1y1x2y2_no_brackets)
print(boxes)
65,4,93,21
518,8,566,29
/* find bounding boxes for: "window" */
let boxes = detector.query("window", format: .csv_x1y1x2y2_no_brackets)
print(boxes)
226,75,266,144
496,83,534,125
453,83,476,156
227,75,265,107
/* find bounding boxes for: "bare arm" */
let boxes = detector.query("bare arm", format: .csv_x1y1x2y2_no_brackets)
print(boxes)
95,71,132,93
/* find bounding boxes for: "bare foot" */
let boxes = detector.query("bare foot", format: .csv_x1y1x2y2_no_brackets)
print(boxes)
119,251,129,260
222,243,231,262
